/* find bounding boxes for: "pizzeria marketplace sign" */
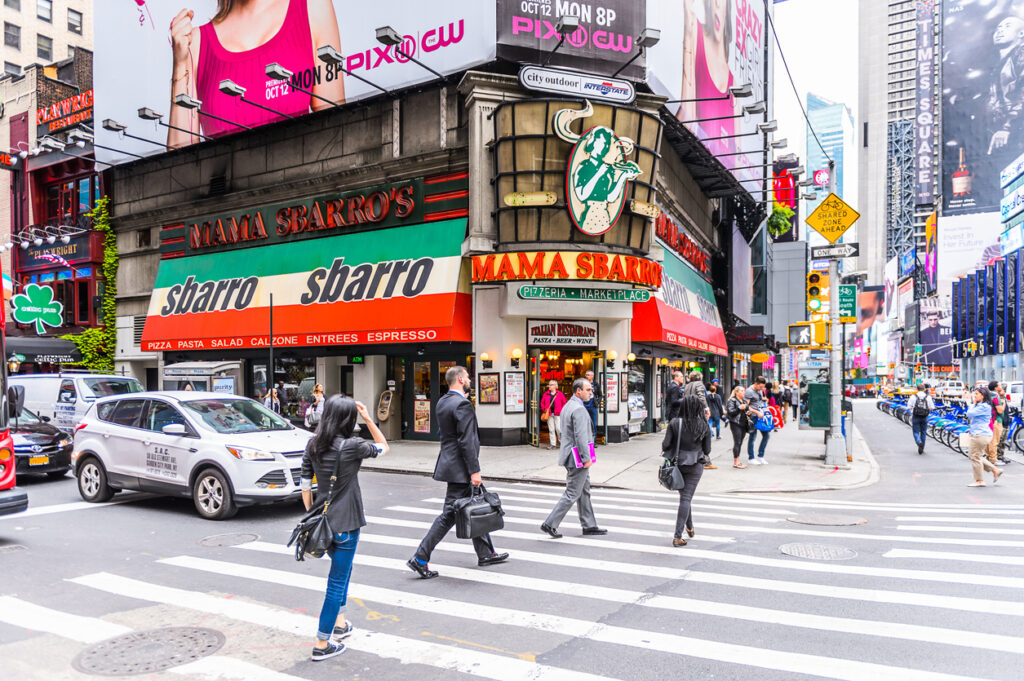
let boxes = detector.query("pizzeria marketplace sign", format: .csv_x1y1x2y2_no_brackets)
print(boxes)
472,251,662,288
37,89,94,135
518,285,650,303
140,219,470,352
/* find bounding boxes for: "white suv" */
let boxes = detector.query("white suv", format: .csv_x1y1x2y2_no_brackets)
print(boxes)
73,392,314,519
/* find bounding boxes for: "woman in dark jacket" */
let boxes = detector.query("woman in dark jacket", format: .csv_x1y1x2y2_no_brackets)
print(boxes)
300,395,388,661
725,386,749,469
661,395,712,546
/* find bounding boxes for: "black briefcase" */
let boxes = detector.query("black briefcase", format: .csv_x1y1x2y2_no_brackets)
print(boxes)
453,485,505,539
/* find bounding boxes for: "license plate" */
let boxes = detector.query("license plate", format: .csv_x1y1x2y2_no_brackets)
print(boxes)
29,455,49,466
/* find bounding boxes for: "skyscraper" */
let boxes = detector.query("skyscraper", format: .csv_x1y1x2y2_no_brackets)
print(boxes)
804,94,857,251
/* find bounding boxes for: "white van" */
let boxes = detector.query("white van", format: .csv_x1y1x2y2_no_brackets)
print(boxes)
11,373,144,432
1006,381,1023,411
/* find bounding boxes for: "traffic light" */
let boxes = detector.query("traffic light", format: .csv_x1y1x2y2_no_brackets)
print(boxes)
806,272,829,312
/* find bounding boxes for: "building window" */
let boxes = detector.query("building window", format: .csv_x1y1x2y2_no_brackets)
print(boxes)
36,0,50,22
36,33,51,60
4,0,19,10
67,8,81,34
4,22,20,49
3,61,20,76
136,229,151,248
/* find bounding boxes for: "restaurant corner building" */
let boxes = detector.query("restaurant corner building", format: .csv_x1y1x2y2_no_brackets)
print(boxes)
107,14,761,446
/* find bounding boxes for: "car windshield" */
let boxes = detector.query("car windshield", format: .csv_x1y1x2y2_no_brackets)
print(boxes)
181,398,292,434
83,378,144,398
16,407,41,423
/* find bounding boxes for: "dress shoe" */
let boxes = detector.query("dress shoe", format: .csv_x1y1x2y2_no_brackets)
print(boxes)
406,557,438,579
686,526,695,538
478,552,510,567
582,527,607,536
672,537,687,547
704,464,717,469
540,523,562,538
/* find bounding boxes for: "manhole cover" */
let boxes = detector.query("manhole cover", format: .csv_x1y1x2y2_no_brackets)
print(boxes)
786,514,868,526
0,544,26,554
72,627,225,676
779,542,857,561
198,532,258,547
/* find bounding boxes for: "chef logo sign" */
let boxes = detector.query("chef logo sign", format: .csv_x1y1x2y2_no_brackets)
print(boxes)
805,193,860,245
554,100,642,236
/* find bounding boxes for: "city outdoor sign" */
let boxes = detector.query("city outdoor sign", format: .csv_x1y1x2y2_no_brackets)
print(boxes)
1001,149,1024,188
518,65,635,103
527,319,599,348
517,285,650,303
805,193,860,244
36,89,93,135
654,212,711,274
838,284,857,323
810,243,860,259
12,284,64,335
0,152,16,171
813,169,829,187
471,251,662,288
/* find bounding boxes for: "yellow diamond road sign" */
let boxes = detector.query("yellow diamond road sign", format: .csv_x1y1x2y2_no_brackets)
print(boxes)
806,193,860,244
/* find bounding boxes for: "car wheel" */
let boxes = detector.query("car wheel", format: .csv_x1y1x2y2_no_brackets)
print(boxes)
78,458,114,503
47,468,70,480
193,468,237,520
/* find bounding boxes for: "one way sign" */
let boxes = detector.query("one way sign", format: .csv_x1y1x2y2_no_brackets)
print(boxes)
811,242,860,259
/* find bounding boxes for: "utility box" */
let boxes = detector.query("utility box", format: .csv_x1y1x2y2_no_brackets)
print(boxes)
807,382,831,428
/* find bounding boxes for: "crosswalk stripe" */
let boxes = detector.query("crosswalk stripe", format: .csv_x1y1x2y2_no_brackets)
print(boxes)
66,572,619,681
896,517,1024,525
361,515,1024,589
896,525,1024,536
885,548,1024,566
162,552,1024,655
484,486,795,515
0,493,155,519
384,506,736,543
110,563,996,681
240,540,1024,617
400,501,1024,549
0,597,307,681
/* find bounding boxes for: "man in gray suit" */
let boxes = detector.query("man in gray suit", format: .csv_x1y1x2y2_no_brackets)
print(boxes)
540,378,607,538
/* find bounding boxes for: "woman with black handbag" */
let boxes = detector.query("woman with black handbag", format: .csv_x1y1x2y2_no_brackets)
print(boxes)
299,396,388,661
725,386,749,469
661,395,712,547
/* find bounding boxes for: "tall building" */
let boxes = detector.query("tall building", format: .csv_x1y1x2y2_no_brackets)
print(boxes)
804,93,856,252
1,0,91,76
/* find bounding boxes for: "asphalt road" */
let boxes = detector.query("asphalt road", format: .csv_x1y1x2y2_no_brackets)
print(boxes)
1,407,1022,681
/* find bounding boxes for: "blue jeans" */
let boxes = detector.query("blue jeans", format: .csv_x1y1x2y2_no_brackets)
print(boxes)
316,529,360,640
748,429,769,458
911,416,928,448
708,416,721,438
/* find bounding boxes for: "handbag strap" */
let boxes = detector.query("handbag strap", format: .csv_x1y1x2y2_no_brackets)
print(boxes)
671,417,682,464
319,442,346,517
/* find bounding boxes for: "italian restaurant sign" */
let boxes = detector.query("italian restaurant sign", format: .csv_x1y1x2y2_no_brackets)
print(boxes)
471,251,661,288
527,319,599,348
141,219,470,351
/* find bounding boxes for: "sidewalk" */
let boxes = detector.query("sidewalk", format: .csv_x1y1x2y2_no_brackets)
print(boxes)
364,416,879,494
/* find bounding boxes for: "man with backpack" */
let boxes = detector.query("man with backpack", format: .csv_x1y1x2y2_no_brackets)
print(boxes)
744,377,771,464
907,383,934,455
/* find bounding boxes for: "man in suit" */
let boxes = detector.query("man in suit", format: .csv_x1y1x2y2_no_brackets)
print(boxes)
407,366,508,579
540,378,607,539
665,371,685,421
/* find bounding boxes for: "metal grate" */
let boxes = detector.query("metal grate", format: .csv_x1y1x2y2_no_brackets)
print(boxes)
72,627,225,676
133,315,146,345
255,470,287,486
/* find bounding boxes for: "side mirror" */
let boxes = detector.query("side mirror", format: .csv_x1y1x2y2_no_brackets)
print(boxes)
162,423,187,435
8,385,25,419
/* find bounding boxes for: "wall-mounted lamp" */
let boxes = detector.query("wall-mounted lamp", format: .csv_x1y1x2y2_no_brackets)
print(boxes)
7,354,23,374
660,358,670,366
607,350,618,370
510,348,523,369
480,352,492,370
627,352,636,363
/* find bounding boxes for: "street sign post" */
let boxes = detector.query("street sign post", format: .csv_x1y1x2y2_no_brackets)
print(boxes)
806,193,860,244
838,284,857,323
810,243,860,259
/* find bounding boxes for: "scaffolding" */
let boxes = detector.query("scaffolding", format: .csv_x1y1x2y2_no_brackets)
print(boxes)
886,119,916,260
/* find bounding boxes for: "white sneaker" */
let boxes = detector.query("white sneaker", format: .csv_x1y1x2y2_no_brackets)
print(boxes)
759,458,768,465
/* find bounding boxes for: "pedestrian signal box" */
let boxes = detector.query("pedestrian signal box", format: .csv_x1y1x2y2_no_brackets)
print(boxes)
787,321,830,348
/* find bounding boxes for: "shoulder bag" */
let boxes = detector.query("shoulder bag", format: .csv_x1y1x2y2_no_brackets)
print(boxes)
453,485,505,539
658,419,687,491
286,445,344,561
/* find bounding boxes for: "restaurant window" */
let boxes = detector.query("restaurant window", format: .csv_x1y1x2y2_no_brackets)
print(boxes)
36,0,50,22
43,175,97,224
4,22,20,49
67,8,82,34
36,33,51,61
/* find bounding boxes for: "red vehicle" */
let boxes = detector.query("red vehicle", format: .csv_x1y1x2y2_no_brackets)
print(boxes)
0,306,27,516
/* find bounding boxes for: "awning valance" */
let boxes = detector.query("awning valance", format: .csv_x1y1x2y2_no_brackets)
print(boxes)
6,336,82,364
140,219,471,352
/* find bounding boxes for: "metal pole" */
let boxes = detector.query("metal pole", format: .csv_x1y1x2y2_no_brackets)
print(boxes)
268,293,274,397
825,159,846,466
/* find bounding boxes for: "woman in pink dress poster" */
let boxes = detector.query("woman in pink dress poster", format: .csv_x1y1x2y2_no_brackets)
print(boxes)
166,0,345,149
677,0,736,158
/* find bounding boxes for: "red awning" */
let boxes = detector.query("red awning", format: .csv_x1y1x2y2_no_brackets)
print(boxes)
632,298,728,356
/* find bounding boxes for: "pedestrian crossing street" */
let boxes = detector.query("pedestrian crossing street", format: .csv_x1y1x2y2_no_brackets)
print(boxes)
3,484,1024,681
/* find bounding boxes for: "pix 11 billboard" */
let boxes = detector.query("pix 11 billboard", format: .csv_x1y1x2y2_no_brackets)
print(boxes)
942,0,1024,215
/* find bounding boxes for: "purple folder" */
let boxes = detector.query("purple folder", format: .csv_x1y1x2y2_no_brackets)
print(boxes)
572,443,597,468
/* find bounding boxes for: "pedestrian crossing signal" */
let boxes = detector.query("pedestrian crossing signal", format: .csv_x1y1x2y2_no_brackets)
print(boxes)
806,272,828,312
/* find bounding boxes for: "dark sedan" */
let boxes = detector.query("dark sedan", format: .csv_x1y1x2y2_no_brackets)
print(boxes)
13,408,73,479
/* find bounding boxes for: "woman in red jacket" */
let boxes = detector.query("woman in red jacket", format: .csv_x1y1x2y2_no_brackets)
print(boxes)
540,380,568,450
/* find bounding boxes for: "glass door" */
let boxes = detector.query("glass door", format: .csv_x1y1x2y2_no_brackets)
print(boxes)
406,360,434,440
527,349,542,446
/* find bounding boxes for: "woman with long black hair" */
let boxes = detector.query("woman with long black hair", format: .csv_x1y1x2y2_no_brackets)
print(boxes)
725,386,749,469
299,395,388,661
661,395,712,546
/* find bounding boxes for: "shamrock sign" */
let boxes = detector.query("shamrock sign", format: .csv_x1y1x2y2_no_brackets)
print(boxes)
12,283,64,334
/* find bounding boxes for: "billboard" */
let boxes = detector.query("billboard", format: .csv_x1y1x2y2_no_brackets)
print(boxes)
884,256,899,320
858,288,884,334
900,248,916,279
94,1,496,163
937,212,1003,292
942,0,1024,215
647,0,766,187
914,1,936,206
898,278,915,329
924,212,938,294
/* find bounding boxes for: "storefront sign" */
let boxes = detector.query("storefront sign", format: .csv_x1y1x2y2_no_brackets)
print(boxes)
472,251,661,288
166,179,424,257
18,234,93,272
527,319,599,348
554,100,642,236
604,373,619,412
12,284,64,334
36,89,93,135
518,65,635,103
413,399,432,433
141,219,471,352
504,372,525,414
654,213,711,274
517,285,649,303
0,152,16,171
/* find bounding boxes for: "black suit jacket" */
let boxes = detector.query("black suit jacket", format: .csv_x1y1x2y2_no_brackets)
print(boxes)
431,390,481,483
665,382,684,420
